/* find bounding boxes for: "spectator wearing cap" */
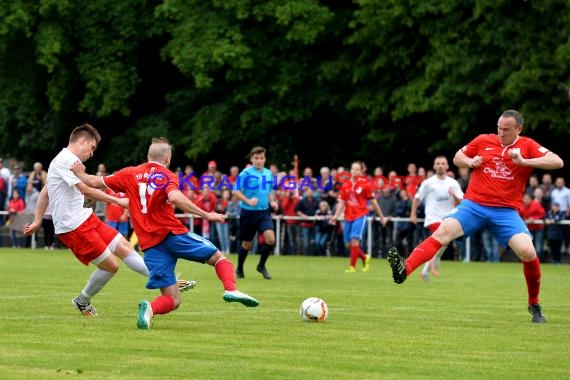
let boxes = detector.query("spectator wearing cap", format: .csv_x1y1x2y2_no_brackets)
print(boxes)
9,165,28,199
203,160,217,178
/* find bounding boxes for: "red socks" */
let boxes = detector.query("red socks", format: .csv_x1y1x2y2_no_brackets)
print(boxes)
215,258,237,291
405,236,442,276
523,256,541,305
349,246,367,267
151,295,175,315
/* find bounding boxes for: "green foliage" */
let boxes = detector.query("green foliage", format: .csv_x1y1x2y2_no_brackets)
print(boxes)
0,0,568,171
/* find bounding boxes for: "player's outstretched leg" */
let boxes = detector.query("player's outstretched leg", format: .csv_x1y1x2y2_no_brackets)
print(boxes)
387,247,407,284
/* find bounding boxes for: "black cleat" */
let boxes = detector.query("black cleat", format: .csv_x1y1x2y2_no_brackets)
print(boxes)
528,304,546,323
236,268,244,279
257,266,272,280
387,247,407,284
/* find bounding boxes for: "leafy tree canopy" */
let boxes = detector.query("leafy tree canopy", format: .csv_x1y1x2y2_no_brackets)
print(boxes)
0,0,567,175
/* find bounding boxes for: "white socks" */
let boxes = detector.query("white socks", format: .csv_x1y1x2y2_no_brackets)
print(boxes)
122,252,149,277
77,269,115,303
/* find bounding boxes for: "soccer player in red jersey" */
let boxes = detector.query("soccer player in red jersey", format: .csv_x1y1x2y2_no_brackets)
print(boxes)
387,110,564,323
71,137,259,330
330,161,387,272
24,125,195,318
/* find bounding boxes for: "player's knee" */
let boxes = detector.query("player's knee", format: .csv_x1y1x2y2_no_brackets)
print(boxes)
242,241,253,250
113,237,133,259
432,224,458,246
207,251,225,266
515,245,537,262
100,257,120,273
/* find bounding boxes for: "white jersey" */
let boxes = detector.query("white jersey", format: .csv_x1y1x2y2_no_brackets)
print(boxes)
47,148,92,234
415,175,464,227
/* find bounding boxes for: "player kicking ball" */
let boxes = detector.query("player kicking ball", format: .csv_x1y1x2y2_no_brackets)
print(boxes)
71,137,259,329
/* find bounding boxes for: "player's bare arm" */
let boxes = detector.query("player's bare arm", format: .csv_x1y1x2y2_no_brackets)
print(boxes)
269,191,278,211
508,149,564,170
453,149,482,168
448,187,463,206
232,189,258,207
77,182,128,208
169,190,226,223
410,197,420,224
370,198,387,226
329,199,345,225
23,185,49,235
70,160,106,189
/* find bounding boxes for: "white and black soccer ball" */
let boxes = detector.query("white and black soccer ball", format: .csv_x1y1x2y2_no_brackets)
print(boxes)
300,297,328,322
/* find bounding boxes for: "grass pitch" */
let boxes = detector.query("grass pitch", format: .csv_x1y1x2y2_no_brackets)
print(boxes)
1,248,569,379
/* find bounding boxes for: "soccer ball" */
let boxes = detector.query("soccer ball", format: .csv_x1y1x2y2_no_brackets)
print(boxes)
300,297,328,322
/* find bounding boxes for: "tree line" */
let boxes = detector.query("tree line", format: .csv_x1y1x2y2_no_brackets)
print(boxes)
0,0,568,173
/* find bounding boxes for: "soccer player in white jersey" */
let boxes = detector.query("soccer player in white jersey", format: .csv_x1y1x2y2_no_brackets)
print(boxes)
410,156,463,281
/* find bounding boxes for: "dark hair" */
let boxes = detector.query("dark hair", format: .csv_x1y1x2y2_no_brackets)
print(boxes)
501,110,524,126
352,161,366,171
250,146,266,157
69,123,101,145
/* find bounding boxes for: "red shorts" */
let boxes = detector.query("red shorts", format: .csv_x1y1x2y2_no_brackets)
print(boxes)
58,213,119,266
427,222,441,234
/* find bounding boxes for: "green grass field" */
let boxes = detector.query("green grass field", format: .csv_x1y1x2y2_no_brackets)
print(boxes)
1,248,569,380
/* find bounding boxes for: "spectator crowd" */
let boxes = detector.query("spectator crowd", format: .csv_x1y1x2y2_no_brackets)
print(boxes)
1,157,569,264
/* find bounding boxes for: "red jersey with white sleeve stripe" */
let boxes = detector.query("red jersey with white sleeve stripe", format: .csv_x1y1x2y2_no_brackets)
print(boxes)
461,134,550,211
103,162,188,250
338,177,375,221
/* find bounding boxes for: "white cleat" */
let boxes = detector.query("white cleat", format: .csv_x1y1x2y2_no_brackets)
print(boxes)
137,300,153,330
223,290,259,307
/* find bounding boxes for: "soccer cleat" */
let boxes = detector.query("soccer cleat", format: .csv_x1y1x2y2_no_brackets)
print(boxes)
223,290,259,307
345,266,356,273
387,247,407,284
420,271,430,282
363,255,372,272
177,279,197,292
176,273,197,292
71,297,98,317
256,266,272,280
236,268,244,279
137,300,153,330
528,304,546,323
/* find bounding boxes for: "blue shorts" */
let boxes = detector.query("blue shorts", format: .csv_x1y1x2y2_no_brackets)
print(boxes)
238,209,274,242
445,199,530,248
107,221,129,238
343,216,367,244
143,232,218,289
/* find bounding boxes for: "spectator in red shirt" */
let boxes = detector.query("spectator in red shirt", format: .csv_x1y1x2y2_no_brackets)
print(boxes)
280,184,300,255
520,193,546,261
195,187,218,242
8,189,25,248
105,188,129,238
